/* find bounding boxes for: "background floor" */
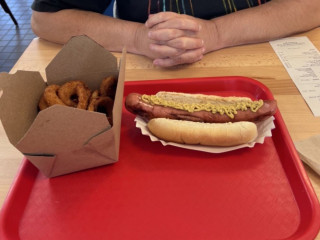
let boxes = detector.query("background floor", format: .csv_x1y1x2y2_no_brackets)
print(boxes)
0,0,35,73
0,0,114,73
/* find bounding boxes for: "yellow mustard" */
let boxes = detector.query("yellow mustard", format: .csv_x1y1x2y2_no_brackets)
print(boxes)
141,94,263,119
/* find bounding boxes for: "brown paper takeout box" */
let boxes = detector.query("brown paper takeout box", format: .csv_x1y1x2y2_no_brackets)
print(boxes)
0,35,126,177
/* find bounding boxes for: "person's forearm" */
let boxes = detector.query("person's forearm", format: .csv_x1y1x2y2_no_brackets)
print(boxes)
31,9,144,54
209,0,320,51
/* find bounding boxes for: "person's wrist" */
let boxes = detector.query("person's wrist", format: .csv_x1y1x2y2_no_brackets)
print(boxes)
203,19,223,53
130,23,148,55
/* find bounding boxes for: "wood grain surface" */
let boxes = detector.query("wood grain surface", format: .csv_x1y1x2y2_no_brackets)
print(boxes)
1,27,320,238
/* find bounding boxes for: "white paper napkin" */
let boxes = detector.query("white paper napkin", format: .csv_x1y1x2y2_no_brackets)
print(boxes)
135,116,275,153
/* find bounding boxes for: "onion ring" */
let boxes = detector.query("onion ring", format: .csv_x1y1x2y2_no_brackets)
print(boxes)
38,77,117,120
90,90,99,101
88,96,114,125
42,84,66,107
38,94,49,111
100,76,117,99
58,80,91,109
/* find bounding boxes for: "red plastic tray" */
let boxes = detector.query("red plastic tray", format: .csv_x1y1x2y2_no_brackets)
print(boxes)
1,76,320,240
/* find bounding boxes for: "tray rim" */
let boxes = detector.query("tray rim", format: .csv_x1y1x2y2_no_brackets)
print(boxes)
1,76,320,240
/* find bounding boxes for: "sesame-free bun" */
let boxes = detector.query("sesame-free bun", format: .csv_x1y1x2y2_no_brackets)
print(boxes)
147,118,258,147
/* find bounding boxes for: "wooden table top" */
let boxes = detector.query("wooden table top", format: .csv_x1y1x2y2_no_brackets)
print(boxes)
1,27,320,239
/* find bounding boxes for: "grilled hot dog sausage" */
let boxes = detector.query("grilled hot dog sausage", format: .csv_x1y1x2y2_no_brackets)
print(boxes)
125,92,277,123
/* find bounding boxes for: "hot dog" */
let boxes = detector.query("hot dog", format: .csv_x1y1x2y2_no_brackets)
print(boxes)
125,91,277,147
125,92,277,123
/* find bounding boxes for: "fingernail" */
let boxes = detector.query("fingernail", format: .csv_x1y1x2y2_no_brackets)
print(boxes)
202,47,205,53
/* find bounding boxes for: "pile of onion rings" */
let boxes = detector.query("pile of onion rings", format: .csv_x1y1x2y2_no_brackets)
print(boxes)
38,76,117,125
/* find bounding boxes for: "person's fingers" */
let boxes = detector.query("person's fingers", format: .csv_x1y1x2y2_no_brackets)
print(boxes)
146,12,201,32
149,43,186,58
148,28,196,41
166,37,204,50
153,48,205,67
146,12,180,28
151,18,201,32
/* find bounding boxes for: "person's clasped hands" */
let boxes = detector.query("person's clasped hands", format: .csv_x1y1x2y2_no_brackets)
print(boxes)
144,12,214,67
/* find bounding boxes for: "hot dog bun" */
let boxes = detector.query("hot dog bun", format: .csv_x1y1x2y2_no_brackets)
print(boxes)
147,118,258,147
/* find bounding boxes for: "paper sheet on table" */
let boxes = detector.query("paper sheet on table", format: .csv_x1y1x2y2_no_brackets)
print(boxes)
135,116,275,153
295,135,320,175
270,37,320,117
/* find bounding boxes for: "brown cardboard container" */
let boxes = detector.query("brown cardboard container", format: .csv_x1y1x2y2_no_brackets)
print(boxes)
0,35,126,177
